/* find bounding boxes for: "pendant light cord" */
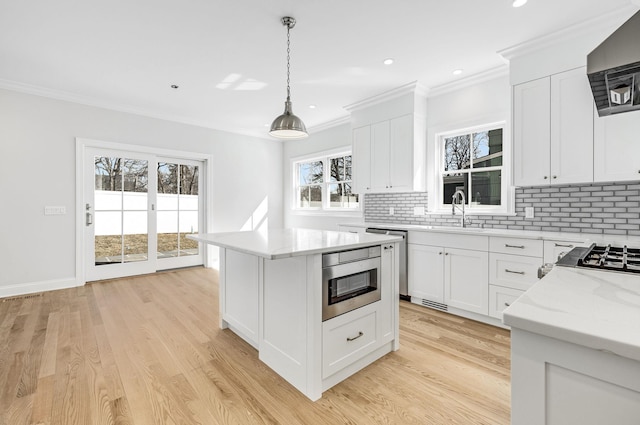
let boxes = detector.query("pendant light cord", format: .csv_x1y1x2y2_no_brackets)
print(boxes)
286,24,291,100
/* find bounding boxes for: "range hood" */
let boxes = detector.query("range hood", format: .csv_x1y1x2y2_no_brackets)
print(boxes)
587,11,640,117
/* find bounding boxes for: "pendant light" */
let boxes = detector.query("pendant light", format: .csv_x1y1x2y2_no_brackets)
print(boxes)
269,16,308,139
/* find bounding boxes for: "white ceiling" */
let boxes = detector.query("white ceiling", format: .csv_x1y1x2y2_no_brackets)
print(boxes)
1,0,638,139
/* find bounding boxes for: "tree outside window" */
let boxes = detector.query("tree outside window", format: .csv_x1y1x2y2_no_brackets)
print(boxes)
295,153,359,210
442,127,503,208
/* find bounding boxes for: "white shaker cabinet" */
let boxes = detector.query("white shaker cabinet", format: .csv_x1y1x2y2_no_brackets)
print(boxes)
352,114,424,194
444,248,489,315
513,67,593,186
594,109,640,182
408,244,445,303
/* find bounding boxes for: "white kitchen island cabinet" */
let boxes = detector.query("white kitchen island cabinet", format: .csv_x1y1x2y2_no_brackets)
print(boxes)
189,228,401,401
504,267,640,424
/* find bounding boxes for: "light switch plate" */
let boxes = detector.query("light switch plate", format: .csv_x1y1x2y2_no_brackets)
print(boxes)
413,206,425,216
525,206,534,219
44,206,66,215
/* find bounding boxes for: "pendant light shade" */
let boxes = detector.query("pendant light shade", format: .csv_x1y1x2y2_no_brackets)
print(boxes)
269,17,308,140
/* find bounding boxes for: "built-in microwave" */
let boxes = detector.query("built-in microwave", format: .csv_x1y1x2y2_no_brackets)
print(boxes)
322,246,381,321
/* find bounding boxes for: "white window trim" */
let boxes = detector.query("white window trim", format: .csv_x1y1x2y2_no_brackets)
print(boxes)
430,121,515,216
290,147,363,217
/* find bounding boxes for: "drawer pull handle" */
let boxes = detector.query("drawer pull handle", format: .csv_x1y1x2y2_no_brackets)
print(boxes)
504,302,511,307
554,243,573,248
505,269,525,275
505,244,525,249
347,331,364,342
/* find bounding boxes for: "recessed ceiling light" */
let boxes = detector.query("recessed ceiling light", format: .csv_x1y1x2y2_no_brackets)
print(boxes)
452,69,463,76
309,104,317,109
383,58,394,65
512,0,527,7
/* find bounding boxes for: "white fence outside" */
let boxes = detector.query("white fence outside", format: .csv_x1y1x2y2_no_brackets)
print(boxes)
94,191,198,235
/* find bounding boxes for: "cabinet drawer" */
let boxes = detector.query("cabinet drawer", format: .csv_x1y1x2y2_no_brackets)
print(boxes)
489,285,525,320
490,236,543,257
490,253,542,291
322,305,378,379
544,239,586,264
409,231,488,251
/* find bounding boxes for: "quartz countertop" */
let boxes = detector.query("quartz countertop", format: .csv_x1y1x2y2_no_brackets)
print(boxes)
503,266,640,362
188,228,403,260
340,222,640,245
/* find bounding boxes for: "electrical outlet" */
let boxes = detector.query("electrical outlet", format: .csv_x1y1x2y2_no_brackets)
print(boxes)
413,206,425,216
525,206,534,219
44,206,66,215
389,207,394,216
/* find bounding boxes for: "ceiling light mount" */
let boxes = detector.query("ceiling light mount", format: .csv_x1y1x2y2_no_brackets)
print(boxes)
269,16,308,140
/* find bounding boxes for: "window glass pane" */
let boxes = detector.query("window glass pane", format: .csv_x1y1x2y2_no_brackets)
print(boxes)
473,129,503,168
157,163,178,194
329,157,345,182
123,210,147,263
444,135,471,171
329,183,359,208
345,155,352,181
471,170,502,205
298,185,322,208
299,161,323,185
179,165,199,195
442,173,468,205
122,159,148,193
94,157,122,192
95,211,122,265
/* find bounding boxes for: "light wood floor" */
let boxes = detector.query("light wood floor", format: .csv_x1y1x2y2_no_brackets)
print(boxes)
0,267,511,425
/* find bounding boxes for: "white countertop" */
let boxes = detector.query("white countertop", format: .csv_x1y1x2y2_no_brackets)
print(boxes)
503,266,640,362
188,228,403,259
341,222,640,245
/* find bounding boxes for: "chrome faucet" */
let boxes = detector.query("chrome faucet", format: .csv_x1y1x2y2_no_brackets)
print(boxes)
451,189,468,228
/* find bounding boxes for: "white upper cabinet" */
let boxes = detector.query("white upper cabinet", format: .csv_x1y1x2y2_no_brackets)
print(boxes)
594,109,640,182
513,67,593,187
348,82,427,194
550,67,594,184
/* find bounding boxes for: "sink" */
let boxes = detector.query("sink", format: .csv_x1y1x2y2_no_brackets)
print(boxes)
420,225,488,233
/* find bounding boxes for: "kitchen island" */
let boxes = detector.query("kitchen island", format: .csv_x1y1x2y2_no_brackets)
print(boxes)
503,266,640,424
188,228,402,401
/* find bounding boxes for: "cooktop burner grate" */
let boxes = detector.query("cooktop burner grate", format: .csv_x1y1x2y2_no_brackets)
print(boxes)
577,244,640,273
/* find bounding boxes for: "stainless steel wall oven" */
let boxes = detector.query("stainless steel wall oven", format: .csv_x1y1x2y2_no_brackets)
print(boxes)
322,246,381,321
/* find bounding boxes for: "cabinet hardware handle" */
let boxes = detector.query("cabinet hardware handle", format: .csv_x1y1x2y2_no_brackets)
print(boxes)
445,252,449,255
552,176,557,179
347,331,364,342
504,302,511,307
505,269,525,275
554,243,573,248
544,176,548,179
505,244,525,249
439,252,443,255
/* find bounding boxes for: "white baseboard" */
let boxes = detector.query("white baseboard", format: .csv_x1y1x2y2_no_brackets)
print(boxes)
0,277,81,298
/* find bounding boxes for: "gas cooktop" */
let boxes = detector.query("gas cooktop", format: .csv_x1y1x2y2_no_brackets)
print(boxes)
557,243,640,274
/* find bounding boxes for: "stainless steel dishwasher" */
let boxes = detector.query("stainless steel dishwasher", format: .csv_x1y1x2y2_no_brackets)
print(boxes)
365,228,409,299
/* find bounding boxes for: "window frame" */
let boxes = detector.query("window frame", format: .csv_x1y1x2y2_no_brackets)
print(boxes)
434,122,511,215
291,148,362,215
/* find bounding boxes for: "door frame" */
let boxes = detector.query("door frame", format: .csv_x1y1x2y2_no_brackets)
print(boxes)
75,138,214,285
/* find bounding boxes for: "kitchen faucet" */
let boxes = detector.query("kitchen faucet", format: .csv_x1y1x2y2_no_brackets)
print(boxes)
451,189,469,228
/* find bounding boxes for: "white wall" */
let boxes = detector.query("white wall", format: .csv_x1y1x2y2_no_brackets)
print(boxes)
0,89,283,295
283,123,364,230
426,75,511,211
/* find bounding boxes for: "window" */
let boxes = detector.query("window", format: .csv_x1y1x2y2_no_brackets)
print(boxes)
439,125,504,211
294,152,359,211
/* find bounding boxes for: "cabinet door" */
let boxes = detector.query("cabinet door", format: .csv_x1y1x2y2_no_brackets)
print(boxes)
513,77,551,187
380,243,397,343
408,244,444,303
550,67,594,184
594,110,640,182
370,121,390,191
444,248,489,315
352,125,372,193
389,114,413,192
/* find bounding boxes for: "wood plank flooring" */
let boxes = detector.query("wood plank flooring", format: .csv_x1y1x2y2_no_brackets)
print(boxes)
0,267,510,425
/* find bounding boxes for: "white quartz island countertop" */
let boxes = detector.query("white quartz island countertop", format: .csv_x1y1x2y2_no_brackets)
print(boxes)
188,228,403,260
503,266,640,362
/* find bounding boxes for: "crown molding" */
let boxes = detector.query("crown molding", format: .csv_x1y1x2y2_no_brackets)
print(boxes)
343,80,429,112
498,4,639,61
427,65,509,98
307,115,350,134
